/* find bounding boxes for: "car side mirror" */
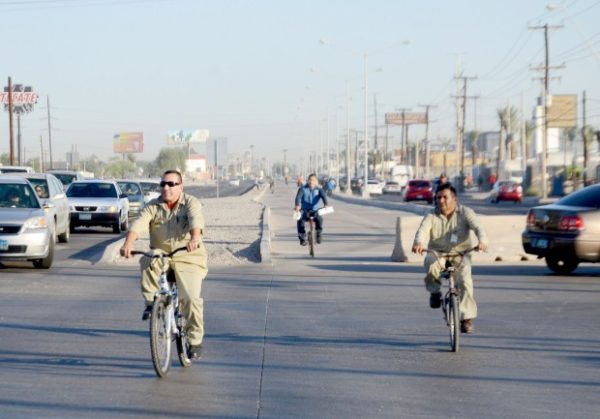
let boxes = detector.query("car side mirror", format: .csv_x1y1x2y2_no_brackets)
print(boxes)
43,202,55,209
120,193,127,199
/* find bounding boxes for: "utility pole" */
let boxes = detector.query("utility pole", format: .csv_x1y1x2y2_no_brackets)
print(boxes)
520,92,527,177
8,77,15,165
345,81,352,195
17,113,22,165
326,114,330,175
363,53,369,197
249,144,254,175
373,93,379,177
282,148,288,178
46,96,54,169
452,75,478,182
395,107,411,165
530,23,564,199
582,90,588,185
419,104,437,179
39,135,44,172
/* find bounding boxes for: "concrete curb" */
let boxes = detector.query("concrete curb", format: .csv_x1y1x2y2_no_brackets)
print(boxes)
331,193,431,216
259,206,272,265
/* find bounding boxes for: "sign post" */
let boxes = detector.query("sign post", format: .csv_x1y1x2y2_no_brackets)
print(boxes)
2,80,38,166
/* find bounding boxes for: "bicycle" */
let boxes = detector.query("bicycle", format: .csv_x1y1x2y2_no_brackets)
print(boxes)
131,247,193,377
425,246,479,353
298,207,334,258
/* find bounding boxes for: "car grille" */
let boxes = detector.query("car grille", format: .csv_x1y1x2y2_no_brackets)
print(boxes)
0,225,22,235
0,245,27,254
75,206,98,212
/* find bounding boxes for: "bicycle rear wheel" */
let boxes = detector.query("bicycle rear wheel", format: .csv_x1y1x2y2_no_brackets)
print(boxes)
150,297,172,377
175,312,192,368
448,294,460,352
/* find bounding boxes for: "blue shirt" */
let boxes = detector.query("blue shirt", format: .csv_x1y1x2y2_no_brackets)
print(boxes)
295,185,328,212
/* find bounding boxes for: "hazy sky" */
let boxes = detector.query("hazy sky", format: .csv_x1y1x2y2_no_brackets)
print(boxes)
1,0,599,166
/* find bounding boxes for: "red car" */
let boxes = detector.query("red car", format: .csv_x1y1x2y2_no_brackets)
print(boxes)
491,181,523,203
403,180,433,204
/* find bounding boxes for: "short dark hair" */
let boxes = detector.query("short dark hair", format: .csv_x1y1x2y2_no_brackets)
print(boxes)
162,170,182,183
436,182,456,197
307,173,318,181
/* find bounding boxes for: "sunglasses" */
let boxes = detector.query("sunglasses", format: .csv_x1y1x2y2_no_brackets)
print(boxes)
160,181,181,188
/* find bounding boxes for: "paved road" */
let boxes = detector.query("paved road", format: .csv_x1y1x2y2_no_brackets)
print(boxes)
186,180,255,199
1,181,599,418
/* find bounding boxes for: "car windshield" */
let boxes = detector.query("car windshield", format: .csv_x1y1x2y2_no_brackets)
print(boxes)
0,184,40,208
557,186,600,208
27,179,50,199
117,182,142,196
53,173,77,186
67,183,118,198
140,182,160,194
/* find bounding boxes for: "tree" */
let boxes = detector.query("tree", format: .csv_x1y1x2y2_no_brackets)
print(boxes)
467,130,480,168
496,106,520,178
524,120,536,159
0,153,9,166
152,147,187,176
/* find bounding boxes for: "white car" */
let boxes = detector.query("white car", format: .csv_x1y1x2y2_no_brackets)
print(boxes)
365,179,384,195
137,179,161,203
382,181,402,194
229,179,240,186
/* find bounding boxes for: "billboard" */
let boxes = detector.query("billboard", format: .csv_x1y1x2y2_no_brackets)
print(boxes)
385,112,427,125
547,94,577,128
167,129,209,144
113,132,144,153
2,84,38,114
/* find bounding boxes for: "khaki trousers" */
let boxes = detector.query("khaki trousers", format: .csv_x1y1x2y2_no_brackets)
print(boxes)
141,256,207,346
423,252,477,320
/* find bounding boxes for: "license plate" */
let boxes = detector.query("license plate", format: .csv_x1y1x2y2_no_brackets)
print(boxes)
79,213,92,220
534,238,548,249
0,240,8,251
416,195,423,199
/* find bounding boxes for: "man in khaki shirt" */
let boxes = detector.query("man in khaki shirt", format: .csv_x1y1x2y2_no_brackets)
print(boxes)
121,170,208,359
412,183,488,334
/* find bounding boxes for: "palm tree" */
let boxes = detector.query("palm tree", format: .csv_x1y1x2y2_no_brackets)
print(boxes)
467,130,480,168
524,120,535,159
496,106,520,178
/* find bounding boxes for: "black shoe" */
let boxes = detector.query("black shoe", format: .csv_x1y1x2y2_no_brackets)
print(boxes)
316,233,322,244
189,344,202,359
142,305,152,321
461,319,475,334
300,238,307,246
429,292,442,309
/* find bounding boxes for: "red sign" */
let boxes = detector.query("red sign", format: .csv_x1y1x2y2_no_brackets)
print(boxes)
385,112,427,125
0,91,39,105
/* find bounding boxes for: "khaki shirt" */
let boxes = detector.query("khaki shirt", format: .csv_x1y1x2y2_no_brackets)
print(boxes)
413,205,488,252
130,192,206,256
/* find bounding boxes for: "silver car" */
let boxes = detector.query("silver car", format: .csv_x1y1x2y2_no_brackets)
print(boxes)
4,173,71,243
117,180,146,218
0,176,55,269
67,180,129,234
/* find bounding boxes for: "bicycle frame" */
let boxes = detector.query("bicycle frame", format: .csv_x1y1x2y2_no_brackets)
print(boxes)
157,256,180,339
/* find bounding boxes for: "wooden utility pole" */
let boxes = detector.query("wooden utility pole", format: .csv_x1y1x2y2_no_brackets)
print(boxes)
582,90,588,185
452,75,478,180
529,23,564,199
46,96,54,169
8,77,15,165
419,104,437,179
39,135,44,172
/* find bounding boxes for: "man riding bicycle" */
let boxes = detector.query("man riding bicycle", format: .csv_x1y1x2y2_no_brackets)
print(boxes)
121,170,207,359
295,173,329,246
412,183,488,334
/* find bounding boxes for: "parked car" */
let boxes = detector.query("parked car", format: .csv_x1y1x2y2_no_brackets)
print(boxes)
365,179,384,195
117,180,145,218
0,165,35,174
522,184,600,274
0,176,55,268
137,179,161,203
46,170,85,190
350,177,364,193
3,173,71,243
66,180,129,234
383,180,402,194
229,179,240,187
403,180,433,204
490,181,523,203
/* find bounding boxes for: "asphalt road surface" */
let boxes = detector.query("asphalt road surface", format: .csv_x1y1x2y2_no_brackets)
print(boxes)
0,182,599,418
186,180,255,199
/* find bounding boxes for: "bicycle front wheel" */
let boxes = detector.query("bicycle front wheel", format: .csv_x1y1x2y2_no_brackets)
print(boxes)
448,294,460,352
150,297,172,377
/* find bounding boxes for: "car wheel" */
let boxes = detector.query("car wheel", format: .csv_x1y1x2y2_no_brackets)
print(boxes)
58,219,70,243
33,239,54,269
113,217,122,234
70,222,76,233
545,256,579,275
120,216,129,232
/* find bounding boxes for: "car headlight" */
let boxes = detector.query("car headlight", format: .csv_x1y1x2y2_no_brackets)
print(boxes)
98,206,118,213
24,217,49,230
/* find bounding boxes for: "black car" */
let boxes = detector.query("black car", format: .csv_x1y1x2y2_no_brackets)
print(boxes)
522,184,600,274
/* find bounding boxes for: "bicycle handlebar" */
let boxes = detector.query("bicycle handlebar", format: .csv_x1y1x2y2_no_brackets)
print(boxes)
130,247,188,258
424,246,480,258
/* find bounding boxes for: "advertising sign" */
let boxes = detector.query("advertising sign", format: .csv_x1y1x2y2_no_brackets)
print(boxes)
2,84,38,114
547,94,577,128
113,132,144,153
167,129,209,144
385,112,427,125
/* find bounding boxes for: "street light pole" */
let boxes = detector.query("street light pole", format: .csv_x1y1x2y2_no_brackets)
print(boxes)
363,53,369,198
345,81,352,195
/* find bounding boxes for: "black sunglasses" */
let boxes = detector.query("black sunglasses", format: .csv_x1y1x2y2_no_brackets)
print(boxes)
160,181,181,188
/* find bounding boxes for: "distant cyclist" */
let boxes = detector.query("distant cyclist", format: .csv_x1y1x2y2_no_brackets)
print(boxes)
294,173,329,246
269,178,275,193
412,183,488,334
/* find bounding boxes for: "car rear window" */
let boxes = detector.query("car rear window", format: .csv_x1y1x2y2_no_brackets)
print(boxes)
53,173,77,186
0,184,40,208
557,186,600,208
67,183,118,198
140,182,160,193
410,181,431,188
